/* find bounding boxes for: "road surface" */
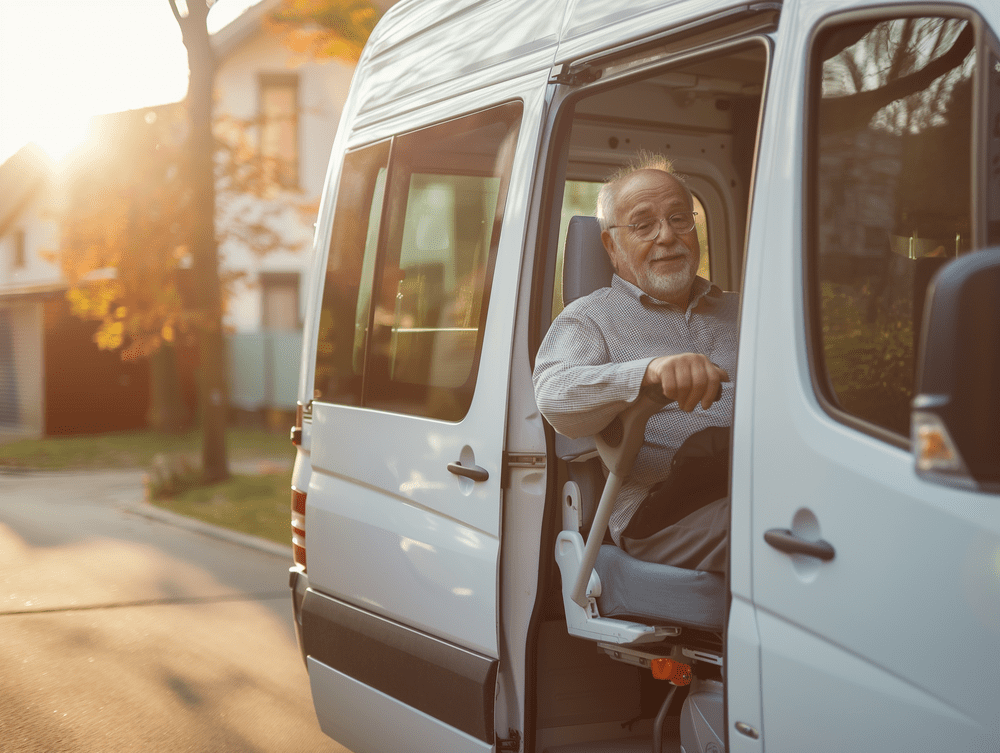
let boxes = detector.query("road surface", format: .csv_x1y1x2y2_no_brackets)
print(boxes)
0,469,349,753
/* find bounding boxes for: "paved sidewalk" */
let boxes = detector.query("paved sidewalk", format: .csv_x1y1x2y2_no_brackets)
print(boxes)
0,467,293,560
0,467,341,752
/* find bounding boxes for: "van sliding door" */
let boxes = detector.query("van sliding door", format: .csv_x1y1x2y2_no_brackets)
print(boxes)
303,102,525,753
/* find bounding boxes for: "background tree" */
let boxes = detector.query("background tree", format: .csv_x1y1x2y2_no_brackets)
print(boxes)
169,0,229,483
267,0,384,62
56,105,193,434
214,111,317,257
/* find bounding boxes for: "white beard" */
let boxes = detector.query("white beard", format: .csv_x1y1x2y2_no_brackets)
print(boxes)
623,242,698,303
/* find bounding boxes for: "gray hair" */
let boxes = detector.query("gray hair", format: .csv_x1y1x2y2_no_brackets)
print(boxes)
595,151,692,231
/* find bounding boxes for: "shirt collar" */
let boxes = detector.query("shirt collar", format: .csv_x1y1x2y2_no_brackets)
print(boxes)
612,274,721,312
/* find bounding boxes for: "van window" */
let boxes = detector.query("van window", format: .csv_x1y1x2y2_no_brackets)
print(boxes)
362,104,521,420
313,104,521,419
809,15,976,437
313,141,389,406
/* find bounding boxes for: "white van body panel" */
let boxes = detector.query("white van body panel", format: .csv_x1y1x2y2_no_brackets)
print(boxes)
306,68,550,658
554,0,766,63
306,430,501,653
346,0,563,135
307,658,492,753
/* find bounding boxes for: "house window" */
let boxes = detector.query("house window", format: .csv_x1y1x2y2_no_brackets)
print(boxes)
12,229,26,270
259,73,299,188
261,272,300,330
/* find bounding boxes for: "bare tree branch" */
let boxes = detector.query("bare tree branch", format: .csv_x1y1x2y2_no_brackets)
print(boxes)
819,23,974,135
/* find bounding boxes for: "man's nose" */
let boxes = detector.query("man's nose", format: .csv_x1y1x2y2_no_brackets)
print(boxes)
653,217,677,243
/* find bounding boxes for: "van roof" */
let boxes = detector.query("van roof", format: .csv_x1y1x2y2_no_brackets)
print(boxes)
348,0,780,134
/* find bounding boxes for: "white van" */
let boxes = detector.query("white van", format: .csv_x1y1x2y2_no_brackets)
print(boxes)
287,1,1000,751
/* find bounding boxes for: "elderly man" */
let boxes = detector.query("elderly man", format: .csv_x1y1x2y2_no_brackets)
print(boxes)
533,155,738,574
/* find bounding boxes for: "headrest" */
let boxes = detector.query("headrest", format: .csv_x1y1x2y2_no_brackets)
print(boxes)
562,216,615,305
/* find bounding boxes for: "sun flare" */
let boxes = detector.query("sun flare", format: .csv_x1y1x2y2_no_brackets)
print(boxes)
29,115,92,163
0,0,193,166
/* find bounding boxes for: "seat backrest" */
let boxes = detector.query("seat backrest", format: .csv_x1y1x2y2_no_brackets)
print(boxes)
555,216,615,534
562,216,614,305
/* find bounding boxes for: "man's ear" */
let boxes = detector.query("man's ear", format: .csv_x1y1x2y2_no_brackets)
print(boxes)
601,229,619,272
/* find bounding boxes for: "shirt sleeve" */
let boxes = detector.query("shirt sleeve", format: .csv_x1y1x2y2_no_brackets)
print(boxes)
532,307,651,439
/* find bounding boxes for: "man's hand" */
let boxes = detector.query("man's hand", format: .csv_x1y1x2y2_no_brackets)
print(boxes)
642,353,729,412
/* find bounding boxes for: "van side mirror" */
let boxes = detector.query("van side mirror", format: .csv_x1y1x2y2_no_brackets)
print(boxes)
912,249,1000,492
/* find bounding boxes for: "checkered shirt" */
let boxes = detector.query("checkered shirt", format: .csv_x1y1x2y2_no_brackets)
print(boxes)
533,275,739,545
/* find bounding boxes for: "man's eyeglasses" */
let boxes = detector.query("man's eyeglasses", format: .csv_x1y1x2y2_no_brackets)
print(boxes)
609,211,698,241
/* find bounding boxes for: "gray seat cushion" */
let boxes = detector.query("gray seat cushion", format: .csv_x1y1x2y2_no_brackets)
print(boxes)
594,545,725,632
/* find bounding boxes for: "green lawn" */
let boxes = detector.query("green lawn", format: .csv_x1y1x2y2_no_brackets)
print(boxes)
0,427,294,470
149,472,292,546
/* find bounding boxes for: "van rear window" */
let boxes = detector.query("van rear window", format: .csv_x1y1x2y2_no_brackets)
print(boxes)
313,103,522,421
314,140,389,408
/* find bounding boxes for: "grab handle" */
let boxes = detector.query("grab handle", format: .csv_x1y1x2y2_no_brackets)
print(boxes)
764,528,835,561
447,462,489,483
571,387,673,607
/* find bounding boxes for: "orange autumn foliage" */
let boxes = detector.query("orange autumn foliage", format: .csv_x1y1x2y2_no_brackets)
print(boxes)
56,105,194,359
267,0,382,63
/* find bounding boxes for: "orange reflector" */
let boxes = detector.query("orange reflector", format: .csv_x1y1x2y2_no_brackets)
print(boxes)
651,658,691,685
291,487,307,570
291,487,307,515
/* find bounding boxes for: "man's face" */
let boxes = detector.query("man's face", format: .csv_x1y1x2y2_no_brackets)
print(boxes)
601,169,700,307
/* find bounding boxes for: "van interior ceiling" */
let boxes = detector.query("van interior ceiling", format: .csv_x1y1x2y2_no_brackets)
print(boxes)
534,41,767,753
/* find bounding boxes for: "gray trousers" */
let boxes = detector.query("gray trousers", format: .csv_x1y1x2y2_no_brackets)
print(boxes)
621,496,729,575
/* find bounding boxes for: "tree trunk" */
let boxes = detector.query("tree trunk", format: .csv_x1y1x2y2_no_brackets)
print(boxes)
148,343,191,433
170,0,229,482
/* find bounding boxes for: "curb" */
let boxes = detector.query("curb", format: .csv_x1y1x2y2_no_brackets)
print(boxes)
125,501,294,560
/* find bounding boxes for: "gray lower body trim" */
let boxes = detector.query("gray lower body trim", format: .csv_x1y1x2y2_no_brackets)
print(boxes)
301,588,498,744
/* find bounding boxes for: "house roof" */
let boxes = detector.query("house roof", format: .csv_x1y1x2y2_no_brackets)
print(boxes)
0,144,53,238
211,0,283,59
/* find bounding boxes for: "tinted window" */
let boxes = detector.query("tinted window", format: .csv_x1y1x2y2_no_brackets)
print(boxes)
810,16,976,436
313,141,389,406
364,103,522,421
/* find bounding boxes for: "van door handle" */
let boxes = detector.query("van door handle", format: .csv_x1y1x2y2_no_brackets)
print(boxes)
764,528,835,561
447,462,489,482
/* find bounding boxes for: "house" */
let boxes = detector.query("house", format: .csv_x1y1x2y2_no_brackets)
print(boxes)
0,144,60,438
0,0,383,437
212,0,362,426
0,143,156,438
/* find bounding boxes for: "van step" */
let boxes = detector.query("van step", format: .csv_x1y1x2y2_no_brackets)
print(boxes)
543,731,680,753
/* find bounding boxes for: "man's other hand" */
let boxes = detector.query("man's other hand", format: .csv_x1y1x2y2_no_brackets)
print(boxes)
642,353,729,412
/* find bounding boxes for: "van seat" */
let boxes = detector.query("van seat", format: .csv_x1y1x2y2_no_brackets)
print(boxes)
562,215,613,306
594,546,724,632
552,216,725,645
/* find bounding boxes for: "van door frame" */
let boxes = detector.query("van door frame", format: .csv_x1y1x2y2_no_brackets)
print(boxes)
523,20,778,753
